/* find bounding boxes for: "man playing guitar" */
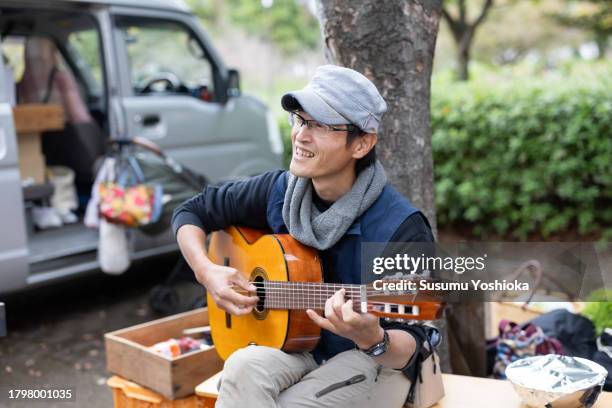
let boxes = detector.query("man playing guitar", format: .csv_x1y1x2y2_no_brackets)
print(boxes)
173,65,437,407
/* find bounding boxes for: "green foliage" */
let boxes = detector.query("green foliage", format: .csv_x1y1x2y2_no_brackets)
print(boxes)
431,65,612,239
67,29,103,89
583,290,612,335
552,0,612,56
184,0,222,24
208,0,320,56
553,0,612,34
278,112,293,168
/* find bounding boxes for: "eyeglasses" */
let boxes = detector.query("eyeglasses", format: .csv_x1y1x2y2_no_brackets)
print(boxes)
288,111,354,133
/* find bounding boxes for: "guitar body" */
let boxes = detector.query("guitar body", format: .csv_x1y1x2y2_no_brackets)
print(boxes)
207,226,322,360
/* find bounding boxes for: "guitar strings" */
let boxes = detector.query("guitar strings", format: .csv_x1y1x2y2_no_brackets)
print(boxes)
231,289,421,297
229,281,427,309
232,290,421,309
237,281,423,294
230,286,417,298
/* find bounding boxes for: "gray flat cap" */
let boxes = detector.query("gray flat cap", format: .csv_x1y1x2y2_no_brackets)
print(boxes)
281,65,387,133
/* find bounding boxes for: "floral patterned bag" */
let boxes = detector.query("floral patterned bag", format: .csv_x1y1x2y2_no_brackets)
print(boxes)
98,156,163,228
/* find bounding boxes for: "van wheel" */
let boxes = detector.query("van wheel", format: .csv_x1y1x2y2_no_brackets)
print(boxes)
149,284,180,315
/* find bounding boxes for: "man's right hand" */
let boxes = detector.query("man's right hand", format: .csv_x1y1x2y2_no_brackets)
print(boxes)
198,264,258,316
175,225,258,316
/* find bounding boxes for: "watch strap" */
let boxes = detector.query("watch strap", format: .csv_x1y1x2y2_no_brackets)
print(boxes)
361,330,389,357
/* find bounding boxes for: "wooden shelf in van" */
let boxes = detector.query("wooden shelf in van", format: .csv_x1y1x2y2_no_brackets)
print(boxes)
12,104,64,133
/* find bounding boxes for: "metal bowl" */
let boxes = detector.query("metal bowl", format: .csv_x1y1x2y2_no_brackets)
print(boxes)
506,354,608,408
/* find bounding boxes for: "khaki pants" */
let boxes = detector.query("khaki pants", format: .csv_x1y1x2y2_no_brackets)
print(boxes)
216,345,411,408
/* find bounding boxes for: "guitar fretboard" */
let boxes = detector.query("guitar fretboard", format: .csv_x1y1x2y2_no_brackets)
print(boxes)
262,281,360,310
260,281,415,310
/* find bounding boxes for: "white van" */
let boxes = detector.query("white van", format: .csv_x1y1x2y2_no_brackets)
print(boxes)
0,0,284,293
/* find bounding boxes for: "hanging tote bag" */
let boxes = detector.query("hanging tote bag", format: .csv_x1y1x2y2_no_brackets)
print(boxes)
98,155,163,228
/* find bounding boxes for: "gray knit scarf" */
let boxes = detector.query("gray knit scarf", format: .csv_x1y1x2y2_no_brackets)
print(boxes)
282,161,387,250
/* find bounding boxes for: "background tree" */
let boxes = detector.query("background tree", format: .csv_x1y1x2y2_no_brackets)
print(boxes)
552,0,611,59
442,0,495,80
185,0,224,27
318,0,494,376
316,0,452,369
317,0,440,233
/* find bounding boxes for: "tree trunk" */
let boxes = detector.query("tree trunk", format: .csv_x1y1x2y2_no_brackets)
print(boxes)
458,45,470,81
317,0,448,370
317,0,440,234
442,0,493,82
595,31,608,60
450,21,474,82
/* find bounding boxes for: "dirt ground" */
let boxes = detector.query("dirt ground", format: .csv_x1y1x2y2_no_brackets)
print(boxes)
0,254,203,408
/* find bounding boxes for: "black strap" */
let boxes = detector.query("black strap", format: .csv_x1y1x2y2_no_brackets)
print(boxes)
401,324,440,404
42,65,58,103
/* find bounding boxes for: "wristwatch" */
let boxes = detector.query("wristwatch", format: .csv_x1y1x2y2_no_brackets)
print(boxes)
360,330,389,357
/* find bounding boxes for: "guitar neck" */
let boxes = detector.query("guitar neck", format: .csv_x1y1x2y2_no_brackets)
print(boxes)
261,281,366,310
210,226,444,325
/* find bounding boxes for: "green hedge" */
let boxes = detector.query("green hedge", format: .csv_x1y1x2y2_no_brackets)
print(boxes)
279,115,293,168
583,289,612,336
432,80,612,240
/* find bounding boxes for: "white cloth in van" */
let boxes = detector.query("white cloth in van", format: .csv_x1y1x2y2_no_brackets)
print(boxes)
98,219,130,275
48,166,78,212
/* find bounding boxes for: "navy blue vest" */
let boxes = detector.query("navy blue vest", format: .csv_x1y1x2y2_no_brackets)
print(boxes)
266,172,420,362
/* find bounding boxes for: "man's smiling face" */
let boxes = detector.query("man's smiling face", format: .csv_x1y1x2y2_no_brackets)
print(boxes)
289,111,355,179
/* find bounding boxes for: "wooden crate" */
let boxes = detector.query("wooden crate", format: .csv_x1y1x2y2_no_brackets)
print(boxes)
12,104,64,183
105,308,224,400
107,376,202,408
17,132,46,183
195,371,222,408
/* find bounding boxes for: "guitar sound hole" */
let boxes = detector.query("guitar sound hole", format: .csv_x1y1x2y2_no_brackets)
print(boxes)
254,276,266,314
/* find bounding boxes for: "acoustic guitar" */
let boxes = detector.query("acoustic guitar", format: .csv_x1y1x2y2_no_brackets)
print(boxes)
207,226,444,360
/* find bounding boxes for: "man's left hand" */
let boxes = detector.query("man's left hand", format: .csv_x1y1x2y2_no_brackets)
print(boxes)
306,288,384,350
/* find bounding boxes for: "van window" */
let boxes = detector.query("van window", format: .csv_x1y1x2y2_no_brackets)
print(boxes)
67,29,103,96
1,10,104,107
2,36,27,82
116,17,214,98
2,36,72,104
